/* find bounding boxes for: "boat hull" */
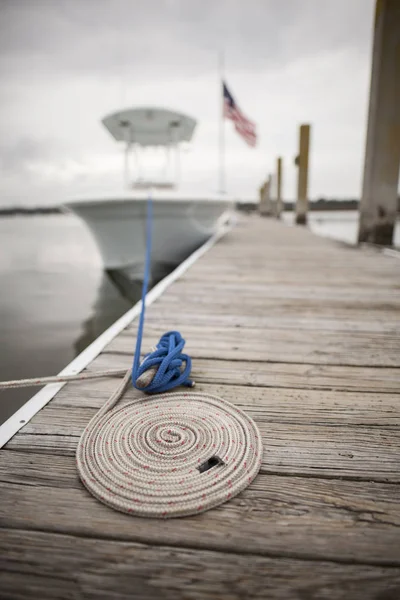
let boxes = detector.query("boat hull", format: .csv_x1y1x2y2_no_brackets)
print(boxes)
64,195,233,280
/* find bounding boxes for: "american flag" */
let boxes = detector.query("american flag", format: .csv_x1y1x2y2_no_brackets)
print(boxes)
223,81,257,147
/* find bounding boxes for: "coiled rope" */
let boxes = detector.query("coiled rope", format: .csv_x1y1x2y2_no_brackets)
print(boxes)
76,370,263,518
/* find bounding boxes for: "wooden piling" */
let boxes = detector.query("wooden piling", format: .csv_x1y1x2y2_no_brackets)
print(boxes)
358,0,400,246
276,157,283,218
259,174,272,216
295,124,311,225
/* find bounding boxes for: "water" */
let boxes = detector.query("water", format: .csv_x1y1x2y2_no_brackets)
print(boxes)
0,209,399,427
282,210,400,247
0,215,134,425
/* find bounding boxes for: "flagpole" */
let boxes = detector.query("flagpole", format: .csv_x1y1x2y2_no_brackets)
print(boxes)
218,51,225,195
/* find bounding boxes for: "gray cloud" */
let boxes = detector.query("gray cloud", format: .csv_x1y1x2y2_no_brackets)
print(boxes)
0,0,375,205
0,136,66,173
0,0,372,77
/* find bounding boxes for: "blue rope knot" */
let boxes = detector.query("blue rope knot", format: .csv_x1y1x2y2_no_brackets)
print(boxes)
132,330,193,394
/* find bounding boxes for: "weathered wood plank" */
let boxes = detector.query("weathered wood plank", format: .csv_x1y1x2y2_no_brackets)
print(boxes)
7,429,400,482
180,267,399,288
157,280,400,300
0,449,78,489
1,528,400,600
142,295,400,328
182,247,399,269
193,265,398,282
107,325,400,367
50,378,400,427
7,402,400,482
1,468,400,565
185,244,398,262
89,352,400,393
153,296,400,320
141,310,400,334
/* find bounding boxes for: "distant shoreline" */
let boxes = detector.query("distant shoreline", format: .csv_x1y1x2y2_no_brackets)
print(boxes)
237,199,360,212
0,206,63,217
237,197,400,213
0,198,399,217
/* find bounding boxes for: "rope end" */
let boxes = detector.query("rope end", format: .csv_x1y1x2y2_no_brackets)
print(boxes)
134,365,158,389
132,331,193,394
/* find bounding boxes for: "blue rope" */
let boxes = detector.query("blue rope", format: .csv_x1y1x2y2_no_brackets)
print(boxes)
131,195,193,394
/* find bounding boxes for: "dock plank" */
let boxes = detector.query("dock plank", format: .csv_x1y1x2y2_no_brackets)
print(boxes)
108,325,400,366
1,460,400,566
49,379,400,426
2,529,400,600
143,310,400,333
6,377,400,482
89,352,400,393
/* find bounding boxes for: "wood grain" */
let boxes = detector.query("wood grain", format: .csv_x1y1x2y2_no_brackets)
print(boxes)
1,457,400,566
2,529,400,600
49,378,400,426
89,352,400,393
107,325,400,366
141,310,400,334
7,404,399,481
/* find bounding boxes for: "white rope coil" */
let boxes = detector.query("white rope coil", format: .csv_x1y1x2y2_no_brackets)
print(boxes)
77,371,263,518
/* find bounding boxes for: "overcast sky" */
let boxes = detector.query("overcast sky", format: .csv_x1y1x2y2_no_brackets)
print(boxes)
0,0,375,205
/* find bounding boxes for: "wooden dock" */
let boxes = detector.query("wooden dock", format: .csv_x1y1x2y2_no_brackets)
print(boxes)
1,214,400,599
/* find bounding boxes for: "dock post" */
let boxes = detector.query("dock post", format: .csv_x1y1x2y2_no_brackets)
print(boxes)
259,181,266,212
295,124,311,225
260,175,272,216
358,0,400,246
275,157,283,218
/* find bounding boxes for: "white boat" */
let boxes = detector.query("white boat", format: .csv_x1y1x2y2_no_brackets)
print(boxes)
64,107,233,284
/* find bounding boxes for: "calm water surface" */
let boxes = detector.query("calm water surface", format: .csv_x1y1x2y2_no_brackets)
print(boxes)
282,210,400,246
0,210,399,426
0,215,133,424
